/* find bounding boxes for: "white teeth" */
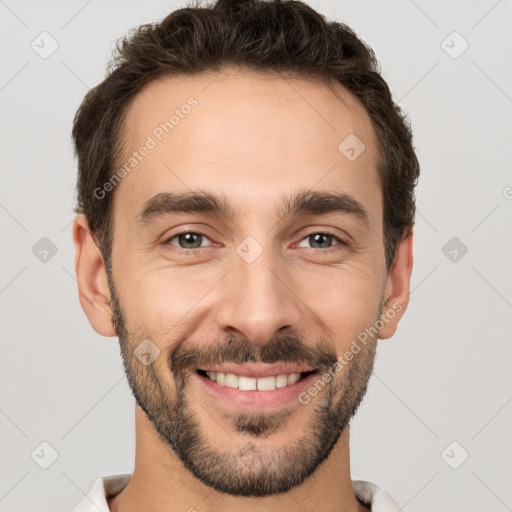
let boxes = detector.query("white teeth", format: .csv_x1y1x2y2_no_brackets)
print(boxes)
287,373,301,385
257,376,276,391
225,373,238,388
238,375,257,390
203,371,304,390
275,374,288,388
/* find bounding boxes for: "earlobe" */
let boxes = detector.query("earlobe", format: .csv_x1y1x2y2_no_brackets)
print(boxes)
378,230,414,339
72,214,116,337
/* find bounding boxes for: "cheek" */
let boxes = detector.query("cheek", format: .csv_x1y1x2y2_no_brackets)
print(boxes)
122,267,217,340
300,267,383,344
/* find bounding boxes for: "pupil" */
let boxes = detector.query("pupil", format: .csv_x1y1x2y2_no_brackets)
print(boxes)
181,233,201,248
312,233,330,248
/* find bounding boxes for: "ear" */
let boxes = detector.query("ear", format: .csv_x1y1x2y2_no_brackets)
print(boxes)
72,214,116,337
378,230,413,339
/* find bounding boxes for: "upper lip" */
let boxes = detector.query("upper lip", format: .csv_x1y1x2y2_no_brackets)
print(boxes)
197,363,316,378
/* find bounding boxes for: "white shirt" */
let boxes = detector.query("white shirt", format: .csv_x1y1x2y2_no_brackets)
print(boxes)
72,474,403,511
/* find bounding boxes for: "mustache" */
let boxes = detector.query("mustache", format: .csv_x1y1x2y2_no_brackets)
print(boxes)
169,333,339,376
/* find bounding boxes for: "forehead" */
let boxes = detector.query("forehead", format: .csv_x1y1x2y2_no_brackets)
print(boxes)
114,68,381,223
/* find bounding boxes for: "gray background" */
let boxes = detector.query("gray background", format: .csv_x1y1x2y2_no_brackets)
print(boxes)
1,0,511,510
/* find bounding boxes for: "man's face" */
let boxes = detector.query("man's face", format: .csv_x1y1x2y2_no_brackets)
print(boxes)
106,69,393,496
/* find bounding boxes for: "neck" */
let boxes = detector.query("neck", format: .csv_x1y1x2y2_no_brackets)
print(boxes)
108,406,369,512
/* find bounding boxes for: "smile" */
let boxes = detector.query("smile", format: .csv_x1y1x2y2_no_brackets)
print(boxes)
193,364,319,410
198,369,314,391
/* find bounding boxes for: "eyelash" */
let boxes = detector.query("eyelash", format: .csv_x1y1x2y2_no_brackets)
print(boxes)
162,230,347,254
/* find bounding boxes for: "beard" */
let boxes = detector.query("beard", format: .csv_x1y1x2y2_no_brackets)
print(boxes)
108,277,380,497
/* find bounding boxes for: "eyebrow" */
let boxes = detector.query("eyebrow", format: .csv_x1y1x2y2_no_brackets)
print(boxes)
135,189,370,228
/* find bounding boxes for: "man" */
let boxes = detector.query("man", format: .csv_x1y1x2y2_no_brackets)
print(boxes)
71,0,418,510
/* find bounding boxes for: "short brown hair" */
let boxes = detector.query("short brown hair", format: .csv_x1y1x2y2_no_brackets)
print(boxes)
72,0,420,272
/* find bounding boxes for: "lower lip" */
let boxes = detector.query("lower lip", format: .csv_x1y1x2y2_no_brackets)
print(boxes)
192,370,319,410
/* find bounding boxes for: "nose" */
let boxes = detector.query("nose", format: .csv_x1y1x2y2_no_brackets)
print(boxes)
214,247,303,346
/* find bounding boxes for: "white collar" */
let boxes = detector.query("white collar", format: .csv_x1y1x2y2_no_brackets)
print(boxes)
73,474,403,511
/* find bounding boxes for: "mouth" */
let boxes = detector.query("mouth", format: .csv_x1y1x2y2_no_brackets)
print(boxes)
193,364,320,410
197,369,316,390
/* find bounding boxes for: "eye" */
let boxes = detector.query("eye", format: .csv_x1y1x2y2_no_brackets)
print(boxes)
162,231,346,253
164,231,213,250
296,232,345,250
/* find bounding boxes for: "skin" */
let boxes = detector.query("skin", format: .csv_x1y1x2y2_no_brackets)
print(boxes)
73,67,413,512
